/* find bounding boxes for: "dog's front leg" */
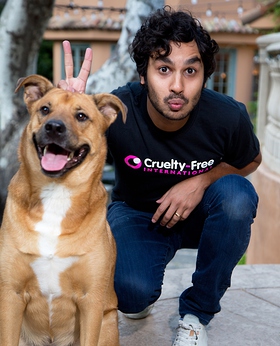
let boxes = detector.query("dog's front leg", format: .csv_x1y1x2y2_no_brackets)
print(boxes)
0,289,25,346
78,299,103,346
78,302,119,346
98,308,120,346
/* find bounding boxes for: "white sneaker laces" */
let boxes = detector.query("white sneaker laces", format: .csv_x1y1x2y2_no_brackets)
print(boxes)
173,320,203,346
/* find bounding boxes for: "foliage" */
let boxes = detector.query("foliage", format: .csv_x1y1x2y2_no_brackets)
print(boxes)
272,1,280,18
247,100,258,132
268,1,280,31
37,40,53,81
238,254,246,265
0,0,6,13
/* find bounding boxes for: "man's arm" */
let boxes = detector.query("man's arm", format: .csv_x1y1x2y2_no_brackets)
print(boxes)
152,152,262,228
198,152,262,188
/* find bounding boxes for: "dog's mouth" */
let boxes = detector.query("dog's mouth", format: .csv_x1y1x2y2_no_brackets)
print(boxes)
34,137,89,176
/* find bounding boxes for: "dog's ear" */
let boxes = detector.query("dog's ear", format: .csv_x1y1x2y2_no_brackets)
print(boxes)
15,74,54,104
93,93,127,127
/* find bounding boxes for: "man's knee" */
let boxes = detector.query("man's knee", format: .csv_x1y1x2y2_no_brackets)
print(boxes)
115,275,160,313
208,174,258,219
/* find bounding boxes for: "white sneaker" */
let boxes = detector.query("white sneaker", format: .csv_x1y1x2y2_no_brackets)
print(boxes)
172,314,208,346
123,304,154,319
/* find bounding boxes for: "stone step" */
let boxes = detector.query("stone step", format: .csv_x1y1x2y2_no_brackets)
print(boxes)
118,250,280,345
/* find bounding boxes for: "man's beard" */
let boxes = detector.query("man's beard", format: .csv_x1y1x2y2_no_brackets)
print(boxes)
145,82,201,121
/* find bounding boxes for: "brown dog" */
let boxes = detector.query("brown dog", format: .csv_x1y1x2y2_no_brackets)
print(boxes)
0,75,126,346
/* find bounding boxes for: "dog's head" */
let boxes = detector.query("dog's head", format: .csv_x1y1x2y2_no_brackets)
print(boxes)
15,74,127,178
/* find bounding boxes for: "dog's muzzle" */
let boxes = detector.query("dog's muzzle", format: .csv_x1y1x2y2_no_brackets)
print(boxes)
33,119,90,177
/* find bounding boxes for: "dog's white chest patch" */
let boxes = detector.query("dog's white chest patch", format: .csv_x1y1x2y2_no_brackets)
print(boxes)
30,183,78,313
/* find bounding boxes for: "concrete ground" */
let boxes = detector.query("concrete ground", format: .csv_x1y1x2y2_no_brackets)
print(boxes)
118,249,280,345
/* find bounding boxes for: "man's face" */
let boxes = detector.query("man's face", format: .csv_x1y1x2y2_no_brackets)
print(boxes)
141,41,205,131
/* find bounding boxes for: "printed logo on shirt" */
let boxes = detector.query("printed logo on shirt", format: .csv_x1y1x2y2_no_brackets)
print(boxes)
124,155,214,176
124,155,143,169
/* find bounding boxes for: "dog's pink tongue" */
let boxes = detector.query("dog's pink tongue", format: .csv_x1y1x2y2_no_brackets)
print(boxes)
41,153,68,171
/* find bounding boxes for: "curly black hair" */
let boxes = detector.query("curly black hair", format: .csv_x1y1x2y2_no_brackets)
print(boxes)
130,6,219,84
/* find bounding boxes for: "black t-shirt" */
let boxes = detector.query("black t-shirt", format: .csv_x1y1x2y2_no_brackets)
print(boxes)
107,82,260,213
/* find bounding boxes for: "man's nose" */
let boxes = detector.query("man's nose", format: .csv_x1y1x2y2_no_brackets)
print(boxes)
170,72,184,94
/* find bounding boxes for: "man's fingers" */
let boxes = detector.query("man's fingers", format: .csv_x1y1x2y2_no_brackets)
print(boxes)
63,40,74,80
60,41,92,93
77,48,93,83
57,80,68,90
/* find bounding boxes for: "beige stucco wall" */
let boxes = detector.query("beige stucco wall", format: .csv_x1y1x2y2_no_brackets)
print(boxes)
247,163,280,264
53,42,62,86
234,46,256,105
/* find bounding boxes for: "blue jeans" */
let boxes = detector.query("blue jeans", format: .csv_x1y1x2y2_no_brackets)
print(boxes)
107,174,258,325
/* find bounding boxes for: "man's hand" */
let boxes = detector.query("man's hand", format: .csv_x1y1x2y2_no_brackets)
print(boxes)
151,153,262,229
57,40,93,93
151,175,207,228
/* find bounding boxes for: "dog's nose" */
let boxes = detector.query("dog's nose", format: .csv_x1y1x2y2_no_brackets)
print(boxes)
45,120,66,137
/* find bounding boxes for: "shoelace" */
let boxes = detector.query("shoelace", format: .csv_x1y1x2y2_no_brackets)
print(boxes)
173,320,202,346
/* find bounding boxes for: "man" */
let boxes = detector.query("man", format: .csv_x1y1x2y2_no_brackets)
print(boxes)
59,7,261,346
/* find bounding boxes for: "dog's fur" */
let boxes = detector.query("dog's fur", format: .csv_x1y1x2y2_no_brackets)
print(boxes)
0,75,127,346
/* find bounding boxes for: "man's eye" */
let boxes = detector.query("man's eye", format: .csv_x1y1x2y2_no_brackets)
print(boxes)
159,66,169,73
186,68,195,75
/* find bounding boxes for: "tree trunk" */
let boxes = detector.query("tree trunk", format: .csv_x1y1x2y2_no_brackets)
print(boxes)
0,0,55,222
86,0,164,93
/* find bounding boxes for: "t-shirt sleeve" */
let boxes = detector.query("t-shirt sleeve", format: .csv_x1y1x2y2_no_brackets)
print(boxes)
224,103,260,169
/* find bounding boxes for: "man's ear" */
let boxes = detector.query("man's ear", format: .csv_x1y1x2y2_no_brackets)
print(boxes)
140,75,145,85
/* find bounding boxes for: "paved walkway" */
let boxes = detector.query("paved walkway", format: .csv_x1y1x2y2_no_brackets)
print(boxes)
118,249,280,345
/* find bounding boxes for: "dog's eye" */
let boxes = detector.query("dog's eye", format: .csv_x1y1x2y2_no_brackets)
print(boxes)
40,106,50,116
76,112,88,122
